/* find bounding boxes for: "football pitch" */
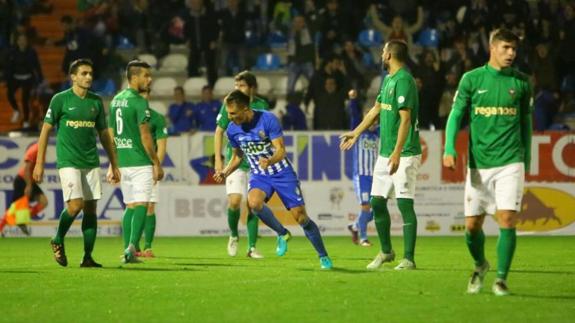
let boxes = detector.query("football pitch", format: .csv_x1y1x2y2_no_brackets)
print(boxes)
0,236,574,322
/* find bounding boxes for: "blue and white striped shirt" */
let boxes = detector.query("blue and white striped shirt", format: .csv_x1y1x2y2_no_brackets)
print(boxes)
227,111,293,176
353,127,379,176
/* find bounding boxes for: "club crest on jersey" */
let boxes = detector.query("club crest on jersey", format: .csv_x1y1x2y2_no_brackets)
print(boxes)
258,130,267,140
509,88,516,97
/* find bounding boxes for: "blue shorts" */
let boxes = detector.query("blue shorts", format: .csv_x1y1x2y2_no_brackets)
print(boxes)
353,175,373,204
249,170,304,210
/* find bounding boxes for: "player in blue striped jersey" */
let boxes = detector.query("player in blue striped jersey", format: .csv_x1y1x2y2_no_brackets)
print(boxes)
214,90,333,270
346,90,378,246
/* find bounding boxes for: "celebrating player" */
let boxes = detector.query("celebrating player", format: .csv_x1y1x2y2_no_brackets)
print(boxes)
214,71,288,258
443,28,533,296
34,58,121,267
109,60,164,263
214,90,332,269
340,40,421,270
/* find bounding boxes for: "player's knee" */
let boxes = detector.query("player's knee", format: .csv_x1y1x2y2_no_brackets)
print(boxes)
465,218,483,233
291,207,308,224
247,198,263,212
66,199,84,216
370,196,387,212
147,203,155,215
360,203,371,212
497,210,517,228
227,195,242,209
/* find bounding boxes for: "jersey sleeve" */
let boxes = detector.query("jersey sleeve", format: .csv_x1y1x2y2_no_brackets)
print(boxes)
136,99,151,124
226,129,239,148
520,79,533,171
444,73,472,157
95,97,107,131
266,113,284,140
216,103,230,129
394,77,417,110
155,114,168,140
44,93,62,126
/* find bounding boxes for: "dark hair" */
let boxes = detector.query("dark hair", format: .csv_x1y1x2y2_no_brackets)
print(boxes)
386,40,408,62
489,28,520,44
126,60,151,81
234,70,258,88
225,89,250,109
68,58,93,75
202,85,212,91
174,86,184,93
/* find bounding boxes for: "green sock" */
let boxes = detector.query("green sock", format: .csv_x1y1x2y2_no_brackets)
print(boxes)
82,213,97,258
129,205,147,246
246,212,258,249
465,229,486,267
144,214,156,250
497,228,517,280
227,208,240,238
397,198,417,261
122,208,134,249
370,197,392,253
53,209,75,244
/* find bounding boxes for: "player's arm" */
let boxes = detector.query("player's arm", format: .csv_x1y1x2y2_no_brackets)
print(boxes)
340,102,381,151
368,4,391,35
140,123,161,165
23,159,35,197
222,148,244,178
520,80,533,173
99,128,121,184
259,136,286,169
33,122,54,183
156,138,167,164
388,109,411,175
443,74,471,169
214,125,226,172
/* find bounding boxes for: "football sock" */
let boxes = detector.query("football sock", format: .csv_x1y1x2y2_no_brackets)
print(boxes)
144,214,156,250
129,205,147,247
301,218,328,257
497,228,516,280
53,209,75,244
397,198,417,261
82,212,97,258
370,197,392,253
122,208,134,249
30,203,46,216
246,211,258,249
465,229,486,267
252,205,288,236
227,208,240,238
357,209,373,241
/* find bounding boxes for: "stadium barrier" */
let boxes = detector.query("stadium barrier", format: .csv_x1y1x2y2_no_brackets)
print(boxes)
0,131,573,237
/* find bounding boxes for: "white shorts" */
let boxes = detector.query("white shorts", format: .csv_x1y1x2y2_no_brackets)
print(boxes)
150,182,159,203
371,155,421,199
226,168,248,196
465,162,525,216
120,166,154,204
58,167,101,202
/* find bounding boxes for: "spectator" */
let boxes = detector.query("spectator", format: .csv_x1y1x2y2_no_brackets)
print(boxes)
318,0,348,56
55,16,101,76
281,92,307,130
270,0,292,35
305,55,348,110
312,76,347,130
194,85,221,131
167,86,195,135
117,0,148,51
367,4,423,49
341,40,368,93
437,68,459,129
286,15,315,95
218,0,247,76
6,33,42,128
415,49,443,130
183,0,220,87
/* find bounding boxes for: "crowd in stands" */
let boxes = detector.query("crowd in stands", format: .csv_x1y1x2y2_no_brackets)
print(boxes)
0,0,574,132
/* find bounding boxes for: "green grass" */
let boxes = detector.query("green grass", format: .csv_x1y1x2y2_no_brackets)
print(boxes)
0,236,574,322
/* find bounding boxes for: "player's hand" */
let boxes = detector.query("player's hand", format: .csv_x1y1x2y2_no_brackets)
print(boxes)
443,155,456,170
259,157,270,169
213,170,225,183
153,164,164,183
32,164,44,183
388,151,400,175
348,89,357,99
107,165,121,184
339,132,358,151
214,156,223,173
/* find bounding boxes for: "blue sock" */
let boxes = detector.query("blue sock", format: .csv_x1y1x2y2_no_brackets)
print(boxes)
253,205,288,236
301,218,328,257
357,210,373,241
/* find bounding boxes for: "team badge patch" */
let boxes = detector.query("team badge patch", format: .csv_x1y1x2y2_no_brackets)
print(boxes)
509,88,516,97
398,96,405,104
258,130,267,140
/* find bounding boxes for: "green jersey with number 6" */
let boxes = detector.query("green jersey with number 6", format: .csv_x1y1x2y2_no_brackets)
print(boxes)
109,88,152,167
44,88,107,169
216,96,269,170
376,67,421,157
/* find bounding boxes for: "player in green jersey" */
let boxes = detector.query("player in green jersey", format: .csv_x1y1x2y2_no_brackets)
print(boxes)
340,40,422,271
33,58,121,268
443,28,533,296
214,71,290,258
137,89,168,257
109,60,164,263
